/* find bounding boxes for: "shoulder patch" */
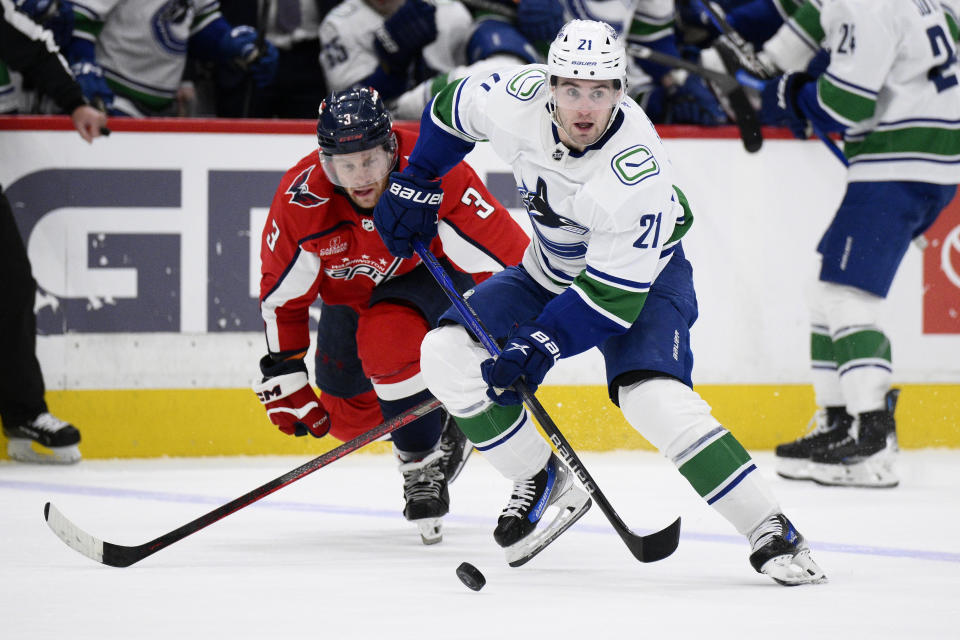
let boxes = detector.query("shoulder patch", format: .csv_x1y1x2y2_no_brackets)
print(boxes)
611,145,660,186
506,69,546,102
286,166,329,208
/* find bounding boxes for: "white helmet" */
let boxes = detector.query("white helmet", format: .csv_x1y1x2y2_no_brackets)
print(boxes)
547,20,627,86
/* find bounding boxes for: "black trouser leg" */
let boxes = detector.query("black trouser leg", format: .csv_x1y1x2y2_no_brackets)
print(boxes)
0,190,47,428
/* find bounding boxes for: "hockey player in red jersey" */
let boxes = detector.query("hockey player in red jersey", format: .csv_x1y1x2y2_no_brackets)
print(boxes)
253,87,528,544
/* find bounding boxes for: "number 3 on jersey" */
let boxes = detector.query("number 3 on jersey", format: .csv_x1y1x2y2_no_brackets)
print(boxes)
461,187,495,218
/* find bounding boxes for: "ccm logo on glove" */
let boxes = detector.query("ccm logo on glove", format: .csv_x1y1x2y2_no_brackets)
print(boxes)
388,182,444,205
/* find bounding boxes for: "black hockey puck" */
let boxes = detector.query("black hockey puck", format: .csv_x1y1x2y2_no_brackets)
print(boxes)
455,562,486,591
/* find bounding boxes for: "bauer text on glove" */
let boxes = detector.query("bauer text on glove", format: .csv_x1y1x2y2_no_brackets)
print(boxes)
480,325,561,405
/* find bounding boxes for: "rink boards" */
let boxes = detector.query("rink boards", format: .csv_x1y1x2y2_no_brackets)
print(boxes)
1,118,958,459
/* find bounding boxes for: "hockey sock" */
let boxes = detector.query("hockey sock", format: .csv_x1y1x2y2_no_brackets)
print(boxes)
453,404,551,480
672,427,779,535
381,389,444,458
810,322,844,408
834,326,892,415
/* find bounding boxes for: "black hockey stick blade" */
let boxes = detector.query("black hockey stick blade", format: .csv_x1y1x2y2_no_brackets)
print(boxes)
43,398,443,567
724,86,763,152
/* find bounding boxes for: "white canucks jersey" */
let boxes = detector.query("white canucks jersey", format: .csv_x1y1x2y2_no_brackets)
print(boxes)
319,0,474,92
428,64,692,329
813,0,960,183
71,0,221,109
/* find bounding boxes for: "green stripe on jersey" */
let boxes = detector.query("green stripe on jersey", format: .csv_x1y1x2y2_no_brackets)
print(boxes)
431,77,467,133
453,403,524,445
818,76,876,124
106,78,174,109
668,185,694,245
844,127,960,161
678,432,752,498
790,2,824,45
573,273,648,325
946,12,959,42
628,16,673,40
833,329,891,367
772,0,804,18
73,13,104,38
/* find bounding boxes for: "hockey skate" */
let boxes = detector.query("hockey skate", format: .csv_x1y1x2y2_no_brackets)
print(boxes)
494,453,592,567
3,412,81,464
749,513,827,586
775,407,853,481
438,412,472,484
810,389,900,488
398,448,449,545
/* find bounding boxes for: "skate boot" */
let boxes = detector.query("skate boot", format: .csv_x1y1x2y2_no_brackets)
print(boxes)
494,453,592,567
437,412,472,484
398,448,449,545
810,389,900,488
775,407,852,480
749,513,827,586
3,412,81,464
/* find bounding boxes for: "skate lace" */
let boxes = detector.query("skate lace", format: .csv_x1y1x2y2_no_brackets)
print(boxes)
749,515,786,552
801,410,833,439
399,449,445,501
501,477,538,520
30,412,69,433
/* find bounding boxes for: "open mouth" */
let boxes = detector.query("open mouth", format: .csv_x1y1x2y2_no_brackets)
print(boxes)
573,121,595,133
351,187,375,199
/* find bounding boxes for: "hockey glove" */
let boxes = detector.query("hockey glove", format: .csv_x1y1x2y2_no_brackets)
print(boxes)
253,356,330,438
480,325,561,406
69,62,114,111
665,71,728,125
219,25,280,87
373,171,443,259
516,0,565,44
760,72,813,139
373,0,437,74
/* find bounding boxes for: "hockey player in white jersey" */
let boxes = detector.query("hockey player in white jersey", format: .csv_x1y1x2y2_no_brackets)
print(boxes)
373,19,826,584
760,0,960,488
66,0,279,117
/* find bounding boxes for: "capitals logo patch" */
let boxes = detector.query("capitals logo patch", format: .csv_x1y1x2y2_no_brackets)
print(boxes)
286,166,329,208
611,145,659,186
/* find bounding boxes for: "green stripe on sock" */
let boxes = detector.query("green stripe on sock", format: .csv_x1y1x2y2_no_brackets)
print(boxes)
833,329,891,366
811,331,835,364
453,403,524,445
678,432,752,498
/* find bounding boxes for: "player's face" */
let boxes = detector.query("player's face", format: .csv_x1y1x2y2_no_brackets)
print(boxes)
552,78,621,149
322,146,395,208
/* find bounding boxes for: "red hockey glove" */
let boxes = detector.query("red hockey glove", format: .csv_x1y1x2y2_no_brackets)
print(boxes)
253,356,330,438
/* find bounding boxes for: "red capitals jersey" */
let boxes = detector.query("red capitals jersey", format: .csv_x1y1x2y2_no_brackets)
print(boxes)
260,127,528,356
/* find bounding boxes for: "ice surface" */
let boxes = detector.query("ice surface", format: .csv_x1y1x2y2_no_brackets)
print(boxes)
2,450,958,639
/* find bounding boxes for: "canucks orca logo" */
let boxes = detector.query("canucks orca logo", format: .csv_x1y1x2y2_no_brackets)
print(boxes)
286,166,329,208
521,178,589,235
152,0,191,55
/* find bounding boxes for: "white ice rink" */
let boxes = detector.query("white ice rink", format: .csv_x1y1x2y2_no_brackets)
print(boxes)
2,449,959,639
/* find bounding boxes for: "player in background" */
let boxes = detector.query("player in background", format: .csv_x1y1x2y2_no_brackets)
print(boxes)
759,0,960,487
373,19,826,583
1,0,107,463
65,0,278,117
253,87,528,544
319,0,542,120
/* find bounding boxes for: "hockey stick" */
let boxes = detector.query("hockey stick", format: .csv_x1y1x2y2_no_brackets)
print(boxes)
241,0,272,117
693,0,847,164
44,397,443,567
412,239,681,563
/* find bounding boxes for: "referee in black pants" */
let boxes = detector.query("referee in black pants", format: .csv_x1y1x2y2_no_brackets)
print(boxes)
1,0,107,463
